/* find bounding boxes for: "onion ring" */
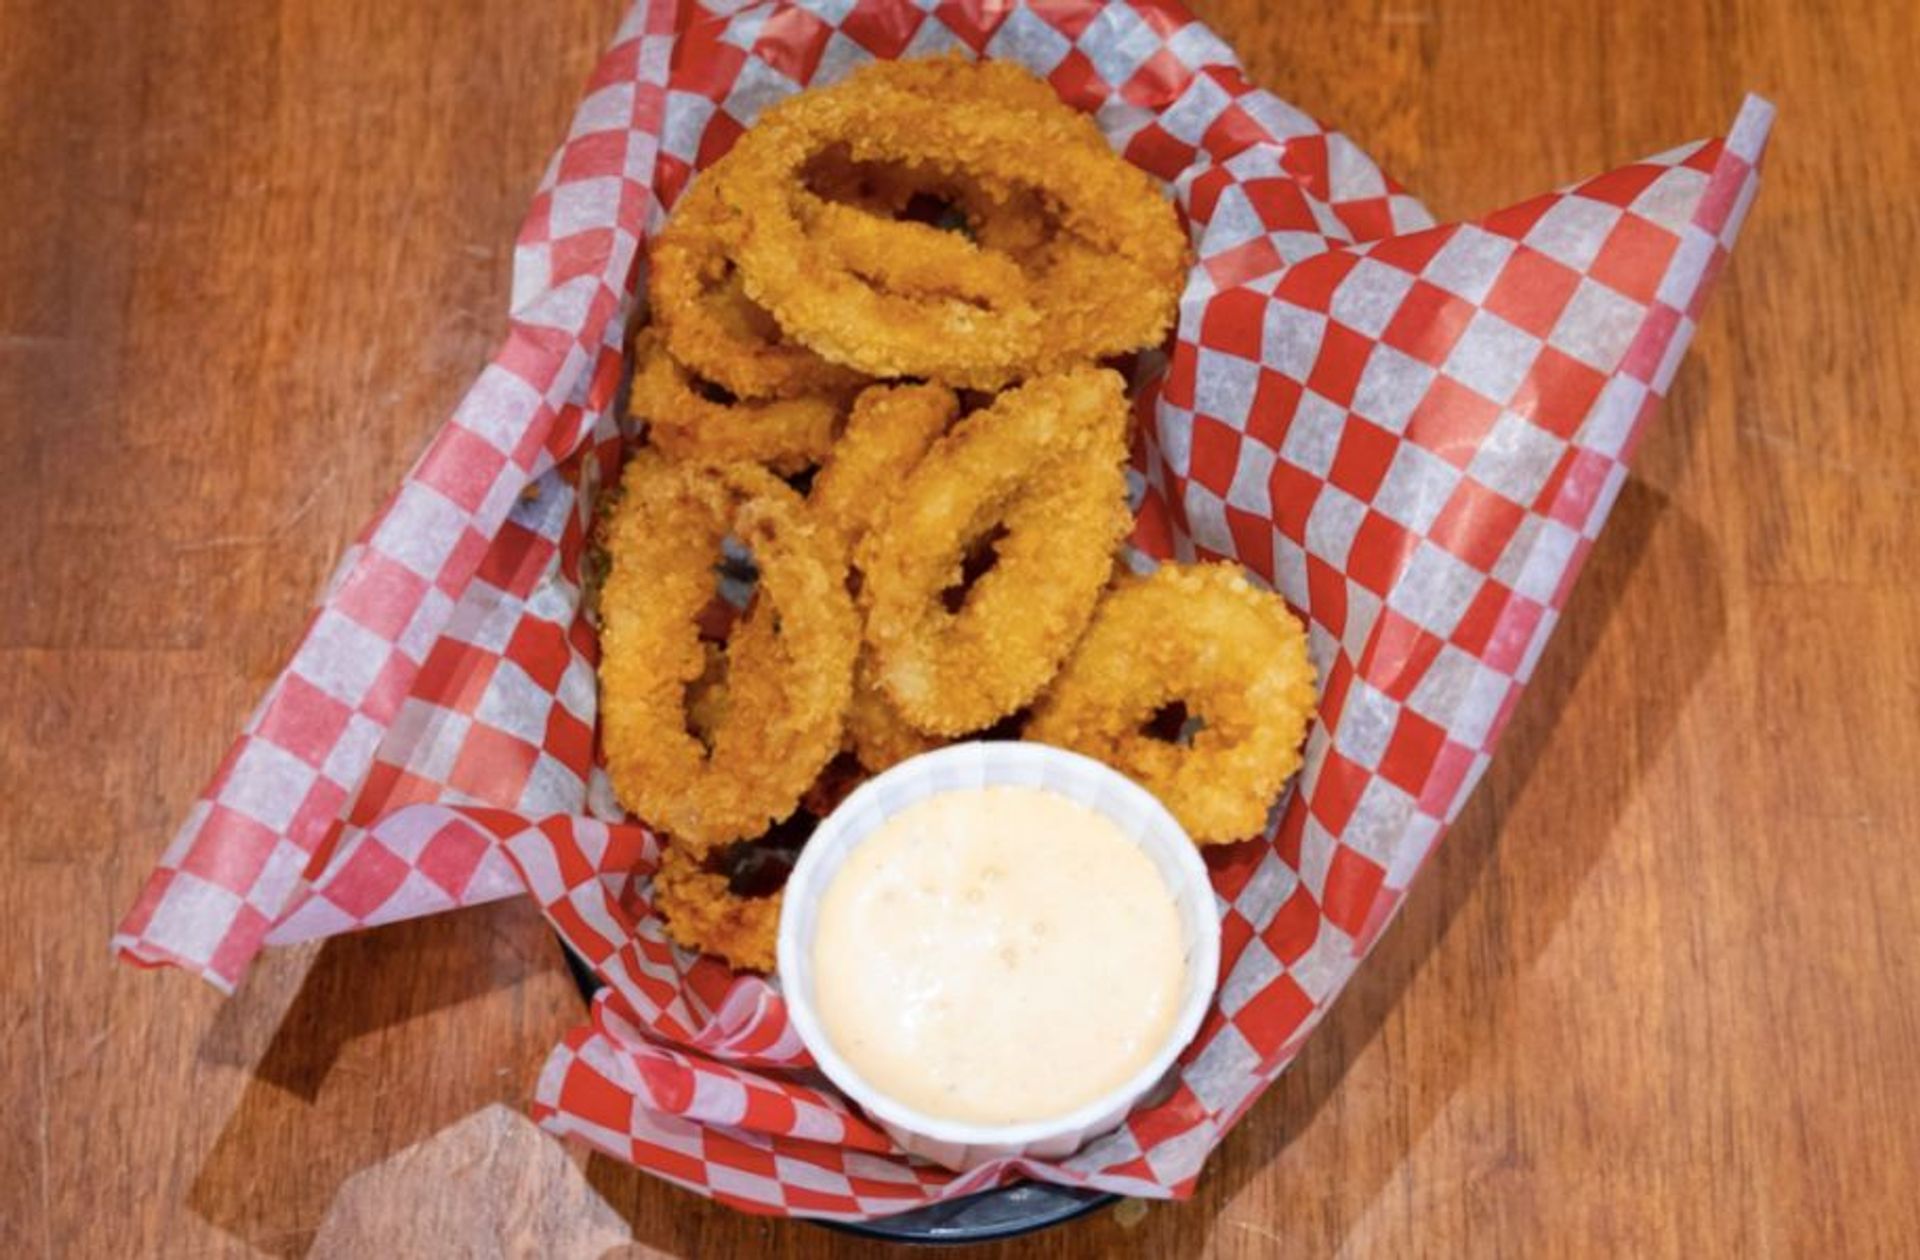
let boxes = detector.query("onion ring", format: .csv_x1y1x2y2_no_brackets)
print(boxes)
648,171,865,400
1027,564,1319,845
807,148,1057,265
799,53,1104,261
856,367,1132,734
808,382,962,771
599,454,857,850
629,329,843,475
843,659,943,773
802,57,1113,289
809,381,959,553
801,198,1032,314
808,162,1165,376
714,58,1186,388
651,843,783,973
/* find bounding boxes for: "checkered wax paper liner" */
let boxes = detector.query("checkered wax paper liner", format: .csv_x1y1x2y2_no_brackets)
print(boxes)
112,0,1770,1220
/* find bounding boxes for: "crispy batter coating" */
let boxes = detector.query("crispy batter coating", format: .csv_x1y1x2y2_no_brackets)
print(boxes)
809,381,959,554
1028,564,1319,845
823,60,1182,375
801,56,1103,239
856,368,1132,734
803,198,1033,314
682,639,730,746
808,383,962,771
599,455,857,850
629,329,844,475
843,654,944,773
807,147,1058,266
648,171,866,401
714,57,1187,388
651,844,782,973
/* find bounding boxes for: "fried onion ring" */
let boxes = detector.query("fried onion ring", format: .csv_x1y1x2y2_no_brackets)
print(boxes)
844,655,943,772
856,367,1132,734
648,171,865,400
808,159,1169,377
809,381,959,554
1027,564,1319,845
652,843,783,973
629,329,844,475
802,198,1032,314
599,454,857,850
799,54,1105,265
798,58,1120,317
807,148,1057,265
807,382,961,771
715,58,1186,388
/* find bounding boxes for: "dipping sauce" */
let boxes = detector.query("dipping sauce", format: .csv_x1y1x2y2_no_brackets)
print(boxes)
810,785,1185,1127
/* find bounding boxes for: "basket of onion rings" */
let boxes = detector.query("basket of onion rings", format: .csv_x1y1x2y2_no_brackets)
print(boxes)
608,57,1320,976
113,0,1770,1229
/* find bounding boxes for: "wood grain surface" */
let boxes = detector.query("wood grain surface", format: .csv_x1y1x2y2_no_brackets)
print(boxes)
3,1,1915,1255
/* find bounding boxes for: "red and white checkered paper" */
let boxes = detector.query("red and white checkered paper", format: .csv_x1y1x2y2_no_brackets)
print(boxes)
113,0,1770,1220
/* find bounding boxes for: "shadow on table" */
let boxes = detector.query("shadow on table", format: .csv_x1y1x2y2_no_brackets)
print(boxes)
572,470,1727,1260
1176,474,1727,1252
185,901,576,1257
1042,469,1723,1256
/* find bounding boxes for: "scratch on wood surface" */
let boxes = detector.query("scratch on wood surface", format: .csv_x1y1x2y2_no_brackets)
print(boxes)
1740,424,1920,498
171,473,336,554
50,1031,110,1081
1229,1215,1289,1248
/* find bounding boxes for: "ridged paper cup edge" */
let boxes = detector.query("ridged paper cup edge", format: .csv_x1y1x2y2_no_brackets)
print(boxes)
777,741,1222,1169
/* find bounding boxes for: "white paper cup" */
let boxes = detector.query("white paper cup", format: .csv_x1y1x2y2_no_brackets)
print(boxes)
777,741,1221,1171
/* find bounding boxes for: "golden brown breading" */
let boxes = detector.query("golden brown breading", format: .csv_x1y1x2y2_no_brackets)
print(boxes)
1029,564,1318,844
598,455,857,850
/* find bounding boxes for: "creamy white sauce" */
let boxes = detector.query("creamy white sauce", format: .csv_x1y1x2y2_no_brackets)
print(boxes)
811,785,1185,1126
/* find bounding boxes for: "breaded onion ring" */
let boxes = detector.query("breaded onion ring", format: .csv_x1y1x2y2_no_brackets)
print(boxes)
844,656,943,773
1028,564,1319,845
599,455,857,850
648,172,865,401
714,58,1186,388
629,329,843,475
808,157,1168,377
856,368,1132,734
807,149,1058,264
651,843,782,973
800,54,1104,256
809,381,959,554
802,198,1032,315
799,58,1122,333
809,382,961,771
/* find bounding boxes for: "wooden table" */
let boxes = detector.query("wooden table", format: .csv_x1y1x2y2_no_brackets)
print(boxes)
4,1,1915,1255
